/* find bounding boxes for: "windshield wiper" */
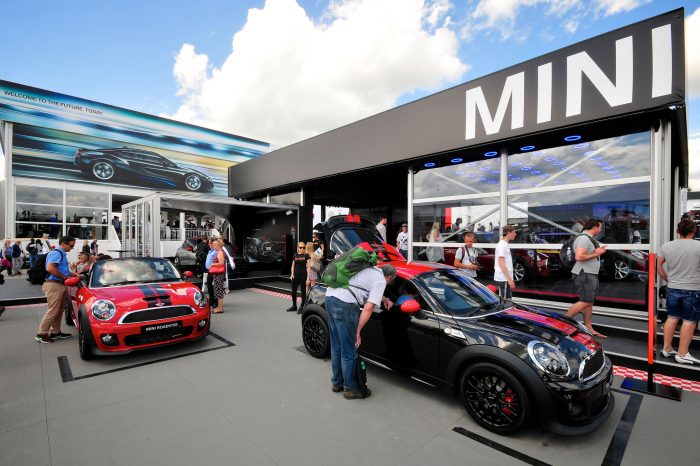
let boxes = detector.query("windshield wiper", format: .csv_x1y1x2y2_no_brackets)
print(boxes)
102,280,141,287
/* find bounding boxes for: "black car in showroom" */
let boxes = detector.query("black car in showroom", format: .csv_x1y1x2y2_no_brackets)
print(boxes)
301,215,614,435
74,147,214,192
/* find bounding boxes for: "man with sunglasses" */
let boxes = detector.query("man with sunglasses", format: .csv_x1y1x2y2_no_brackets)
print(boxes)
287,242,310,312
36,236,76,343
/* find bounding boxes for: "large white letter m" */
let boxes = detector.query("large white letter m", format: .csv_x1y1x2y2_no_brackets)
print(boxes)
465,72,524,140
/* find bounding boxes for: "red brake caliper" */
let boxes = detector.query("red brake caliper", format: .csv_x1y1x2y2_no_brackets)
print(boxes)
502,388,515,416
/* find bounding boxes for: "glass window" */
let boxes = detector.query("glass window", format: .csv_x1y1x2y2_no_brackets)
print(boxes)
413,197,500,243
507,182,649,245
506,132,650,190
16,204,62,222
90,258,180,288
16,223,61,239
66,207,109,225
66,189,108,207
419,270,499,316
414,158,501,199
67,225,107,240
15,185,62,205
270,191,301,205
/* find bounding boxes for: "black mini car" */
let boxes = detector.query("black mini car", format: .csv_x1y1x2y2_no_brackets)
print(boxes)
74,147,214,192
300,215,614,435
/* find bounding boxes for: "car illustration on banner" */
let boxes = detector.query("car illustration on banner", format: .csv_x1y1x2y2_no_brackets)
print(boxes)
301,215,614,435
64,257,210,360
74,147,214,192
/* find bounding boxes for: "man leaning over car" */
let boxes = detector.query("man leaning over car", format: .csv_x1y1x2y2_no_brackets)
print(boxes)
36,236,76,344
325,264,396,399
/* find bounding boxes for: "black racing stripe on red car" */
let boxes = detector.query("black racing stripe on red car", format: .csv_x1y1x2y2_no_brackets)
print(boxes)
147,285,172,307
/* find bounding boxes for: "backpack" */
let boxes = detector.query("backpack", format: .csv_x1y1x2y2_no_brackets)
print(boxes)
28,254,49,285
559,234,599,267
321,246,377,289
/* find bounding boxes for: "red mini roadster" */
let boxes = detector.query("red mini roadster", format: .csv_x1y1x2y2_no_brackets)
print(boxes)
65,257,210,360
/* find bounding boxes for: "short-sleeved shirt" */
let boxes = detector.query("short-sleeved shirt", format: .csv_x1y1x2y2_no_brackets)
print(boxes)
205,249,217,270
659,239,700,290
571,234,600,275
46,248,70,282
494,240,513,282
396,231,409,250
455,246,478,278
326,267,387,307
376,223,387,242
293,253,310,275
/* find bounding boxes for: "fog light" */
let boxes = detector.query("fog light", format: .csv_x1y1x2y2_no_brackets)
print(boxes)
198,320,207,328
101,334,113,343
100,334,119,346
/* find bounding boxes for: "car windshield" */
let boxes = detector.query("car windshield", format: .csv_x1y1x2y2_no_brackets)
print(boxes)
329,227,402,261
90,258,181,288
418,269,500,317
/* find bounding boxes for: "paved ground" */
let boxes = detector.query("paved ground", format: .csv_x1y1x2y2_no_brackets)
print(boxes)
1,289,699,466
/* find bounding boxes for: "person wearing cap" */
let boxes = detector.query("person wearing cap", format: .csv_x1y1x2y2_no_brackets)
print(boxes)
396,223,409,259
494,225,517,299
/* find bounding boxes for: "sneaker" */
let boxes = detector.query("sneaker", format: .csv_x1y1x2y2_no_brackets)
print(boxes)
343,389,372,400
661,348,677,357
35,334,54,344
332,385,344,393
49,332,72,340
675,353,700,365
286,306,298,312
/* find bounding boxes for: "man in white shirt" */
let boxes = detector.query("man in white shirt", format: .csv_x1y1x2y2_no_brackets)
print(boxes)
376,216,388,242
494,225,517,299
325,264,396,399
396,223,409,259
454,232,480,278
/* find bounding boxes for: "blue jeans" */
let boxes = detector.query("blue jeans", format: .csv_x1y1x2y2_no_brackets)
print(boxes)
666,288,700,323
326,296,360,391
28,254,37,269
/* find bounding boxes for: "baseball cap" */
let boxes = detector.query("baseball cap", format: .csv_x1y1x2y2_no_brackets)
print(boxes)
401,223,408,227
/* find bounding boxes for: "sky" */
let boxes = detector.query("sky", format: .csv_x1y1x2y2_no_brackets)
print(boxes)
1,0,699,186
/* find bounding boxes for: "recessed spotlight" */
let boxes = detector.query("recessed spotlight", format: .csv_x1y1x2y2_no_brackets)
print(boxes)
520,145,535,151
574,143,589,149
596,162,609,166
544,156,558,161
591,156,603,160
531,170,541,175
521,166,532,171
564,135,581,142
484,151,498,157
583,151,596,156
491,170,500,174
424,162,436,168
451,158,463,163
511,161,522,166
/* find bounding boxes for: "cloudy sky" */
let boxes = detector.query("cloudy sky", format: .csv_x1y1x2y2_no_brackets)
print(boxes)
1,0,698,185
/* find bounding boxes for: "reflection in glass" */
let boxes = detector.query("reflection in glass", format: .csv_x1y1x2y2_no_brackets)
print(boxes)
507,182,649,244
506,132,649,190
15,223,61,239
413,198,500,243
16,204,62,222
15,185,62,205
66,189,108,207
414,158,501,199
66,225,108,240
65,207,109,225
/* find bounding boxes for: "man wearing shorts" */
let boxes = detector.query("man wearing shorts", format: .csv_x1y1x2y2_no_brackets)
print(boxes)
658,219,700,365
565,219,607,338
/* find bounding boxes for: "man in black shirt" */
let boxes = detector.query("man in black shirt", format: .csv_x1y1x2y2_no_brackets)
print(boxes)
287,242,309,312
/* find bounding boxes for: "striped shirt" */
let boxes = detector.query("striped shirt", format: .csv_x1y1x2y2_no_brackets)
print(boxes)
326,267,387,306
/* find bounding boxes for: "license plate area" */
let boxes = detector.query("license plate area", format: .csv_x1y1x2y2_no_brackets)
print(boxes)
142,321,183,334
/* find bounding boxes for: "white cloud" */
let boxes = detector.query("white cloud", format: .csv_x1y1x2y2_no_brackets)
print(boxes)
687,7,700,99
167,0,467,146
564,18,578,33
595,0,650,17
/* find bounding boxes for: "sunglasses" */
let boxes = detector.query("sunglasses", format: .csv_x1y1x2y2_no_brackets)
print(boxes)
298,246,305,249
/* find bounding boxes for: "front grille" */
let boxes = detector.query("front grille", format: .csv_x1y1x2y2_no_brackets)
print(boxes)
120,306,195,324
580,350,605,380
124,326,193,346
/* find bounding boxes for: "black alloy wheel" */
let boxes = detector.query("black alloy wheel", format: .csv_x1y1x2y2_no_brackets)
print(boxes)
302,314,330,358
64,294,74,326
91,161,116,181
173,256,181,267
185,174,203,191
460,362,531,434
78,315,94,360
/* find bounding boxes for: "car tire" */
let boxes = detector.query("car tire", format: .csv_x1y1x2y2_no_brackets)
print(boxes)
460,362,531,435
302,313,330,358
613,259,630,280
91,160,116,181
184,174,203,191
64,294,74,326
512,259,531,284
78,315,95,361
174,256,181,267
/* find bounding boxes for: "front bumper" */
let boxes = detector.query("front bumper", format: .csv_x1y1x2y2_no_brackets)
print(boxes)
89,307,210,354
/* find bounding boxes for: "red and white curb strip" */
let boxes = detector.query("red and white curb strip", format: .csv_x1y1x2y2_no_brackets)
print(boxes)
248,287,700,394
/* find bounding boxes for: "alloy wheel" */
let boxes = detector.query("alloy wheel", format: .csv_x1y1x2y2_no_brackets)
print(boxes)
185,174,202,191
92,161,115,180
302,315,329,358
512,262,526,283
464,372,523,429
613,259,630,280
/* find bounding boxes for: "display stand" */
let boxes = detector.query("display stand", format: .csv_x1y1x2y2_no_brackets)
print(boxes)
621,253,682,401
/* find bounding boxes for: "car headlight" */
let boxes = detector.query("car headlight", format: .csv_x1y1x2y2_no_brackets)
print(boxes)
527,341,570,377
193,290,207,308
91,300,116,320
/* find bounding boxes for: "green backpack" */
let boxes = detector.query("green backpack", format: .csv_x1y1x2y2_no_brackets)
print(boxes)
321,246,378,289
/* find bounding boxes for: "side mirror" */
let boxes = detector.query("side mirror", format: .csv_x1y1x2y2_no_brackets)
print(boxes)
486,284,498,294
400,299,421,314
183,270,193,278
64,277,80,287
